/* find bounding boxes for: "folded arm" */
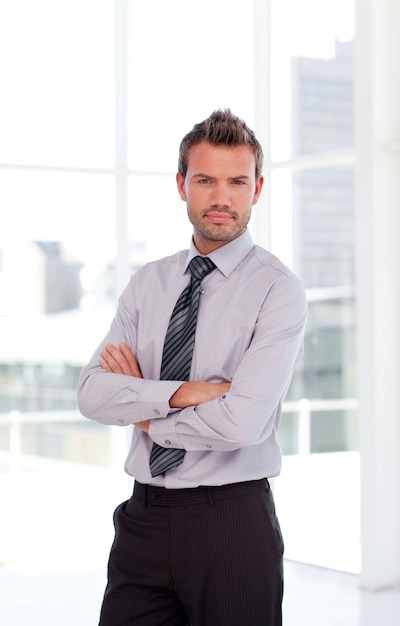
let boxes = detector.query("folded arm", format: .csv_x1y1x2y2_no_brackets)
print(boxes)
99,342,231,433
77,268,307,451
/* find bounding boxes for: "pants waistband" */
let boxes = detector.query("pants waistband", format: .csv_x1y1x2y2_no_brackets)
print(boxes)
133,478,269,507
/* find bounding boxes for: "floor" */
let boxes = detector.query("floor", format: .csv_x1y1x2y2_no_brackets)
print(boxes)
1,455,400,625
2,559,400,626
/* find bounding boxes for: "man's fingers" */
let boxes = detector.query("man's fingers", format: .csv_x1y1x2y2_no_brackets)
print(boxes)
100,343,142,378
119,343,142,377
100,358,113,372
101,345,125,373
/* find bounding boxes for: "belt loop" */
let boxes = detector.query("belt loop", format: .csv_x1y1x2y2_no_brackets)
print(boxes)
206,489,215,506
143,483,148,507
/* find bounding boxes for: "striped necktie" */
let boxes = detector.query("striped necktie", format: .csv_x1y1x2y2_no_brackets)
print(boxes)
149,255,216,477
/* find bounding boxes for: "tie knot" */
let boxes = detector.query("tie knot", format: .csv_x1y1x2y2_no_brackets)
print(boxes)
189,256,216,282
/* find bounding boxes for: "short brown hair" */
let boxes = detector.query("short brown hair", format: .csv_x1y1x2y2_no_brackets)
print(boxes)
178,109,263,180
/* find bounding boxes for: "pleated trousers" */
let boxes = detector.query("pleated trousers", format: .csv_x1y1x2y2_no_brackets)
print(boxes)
98,478,284,626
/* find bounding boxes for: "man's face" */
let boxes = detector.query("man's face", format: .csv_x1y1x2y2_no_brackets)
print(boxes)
176,141,264,254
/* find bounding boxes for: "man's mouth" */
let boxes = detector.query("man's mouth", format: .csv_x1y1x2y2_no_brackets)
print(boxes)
204,212,234,224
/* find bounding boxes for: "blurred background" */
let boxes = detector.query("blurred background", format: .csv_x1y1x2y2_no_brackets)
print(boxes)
0,1,399,624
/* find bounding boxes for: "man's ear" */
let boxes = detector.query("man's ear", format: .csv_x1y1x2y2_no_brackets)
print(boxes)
252,176,264,205
176,173,187,201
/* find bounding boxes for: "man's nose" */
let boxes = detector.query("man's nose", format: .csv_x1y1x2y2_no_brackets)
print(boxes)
210,183,231,207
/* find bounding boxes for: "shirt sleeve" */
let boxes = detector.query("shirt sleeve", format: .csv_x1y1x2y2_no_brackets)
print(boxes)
149,274,307,451
77,275,183,426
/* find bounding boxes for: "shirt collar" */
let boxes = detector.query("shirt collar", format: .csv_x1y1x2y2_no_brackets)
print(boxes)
184,229,254,278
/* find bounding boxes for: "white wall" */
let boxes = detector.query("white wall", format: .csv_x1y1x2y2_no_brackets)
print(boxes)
355,0,400,590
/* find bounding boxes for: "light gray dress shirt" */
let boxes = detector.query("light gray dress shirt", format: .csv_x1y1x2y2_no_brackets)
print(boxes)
77,229,307,488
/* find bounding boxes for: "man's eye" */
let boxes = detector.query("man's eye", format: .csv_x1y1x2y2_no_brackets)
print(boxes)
233,180,245,185
199,179,211,184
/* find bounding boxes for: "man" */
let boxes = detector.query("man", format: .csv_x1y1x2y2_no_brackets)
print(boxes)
77,109,307,626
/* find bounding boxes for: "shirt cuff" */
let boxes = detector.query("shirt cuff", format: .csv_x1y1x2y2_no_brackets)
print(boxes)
128,379,184,422
149,412,183,449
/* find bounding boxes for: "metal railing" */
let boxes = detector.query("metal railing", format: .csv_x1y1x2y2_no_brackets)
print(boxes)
282,398,358,455
0,398,359,474
1,409,84,475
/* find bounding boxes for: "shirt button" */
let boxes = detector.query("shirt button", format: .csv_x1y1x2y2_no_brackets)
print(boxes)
153,409,160,415
165,439,171,445
206,444,212,449
118,418,125,424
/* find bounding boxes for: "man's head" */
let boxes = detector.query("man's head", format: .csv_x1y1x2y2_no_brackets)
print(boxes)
178,109,263,182
176,110,264,255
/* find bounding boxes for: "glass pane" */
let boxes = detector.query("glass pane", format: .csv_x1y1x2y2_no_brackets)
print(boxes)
128,174,192,264
0,170,116,465
127,0,256,172
271,164,359,571
292,165,356,409
0,170,116,278
270,0,355,161
0,0,115,167
272,165,356,432
294,166,355,290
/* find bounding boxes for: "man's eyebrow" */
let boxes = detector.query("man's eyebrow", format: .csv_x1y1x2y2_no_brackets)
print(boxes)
192,173,251,179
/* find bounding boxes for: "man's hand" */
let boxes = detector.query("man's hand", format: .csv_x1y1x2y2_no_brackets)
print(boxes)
169,381,231,408
101,343,142,377
100,343,149,432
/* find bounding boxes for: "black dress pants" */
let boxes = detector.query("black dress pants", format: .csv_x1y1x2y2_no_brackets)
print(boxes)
98,479,284,626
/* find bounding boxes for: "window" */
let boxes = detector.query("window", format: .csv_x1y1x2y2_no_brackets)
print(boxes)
0,0,358,575
266,0,358,571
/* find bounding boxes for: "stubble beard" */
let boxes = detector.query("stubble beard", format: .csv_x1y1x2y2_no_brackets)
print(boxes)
189,207,251,244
